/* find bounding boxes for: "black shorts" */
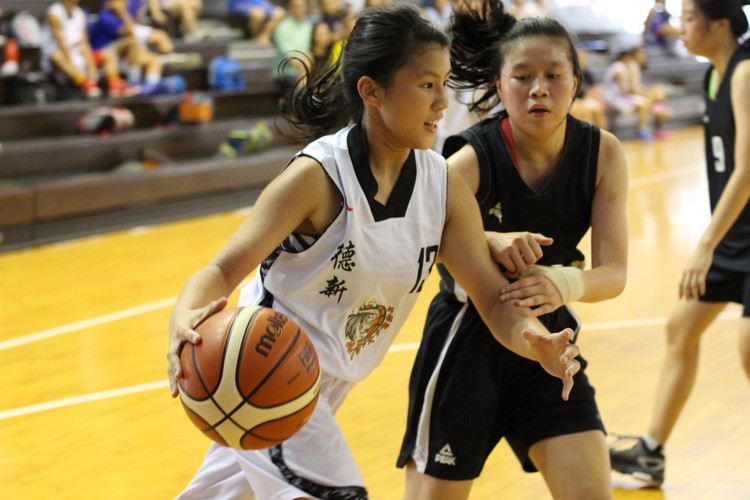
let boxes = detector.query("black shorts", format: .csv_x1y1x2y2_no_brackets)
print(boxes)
396,292,604,480
701,263,750,317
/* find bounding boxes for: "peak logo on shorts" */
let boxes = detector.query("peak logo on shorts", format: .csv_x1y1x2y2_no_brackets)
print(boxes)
434,444,456,466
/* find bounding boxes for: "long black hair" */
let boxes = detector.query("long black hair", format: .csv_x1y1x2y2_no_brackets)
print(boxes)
278,3,450,143
691,0,750,42
449,0,583,114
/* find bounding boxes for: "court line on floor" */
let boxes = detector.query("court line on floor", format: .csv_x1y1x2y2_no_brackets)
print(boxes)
628,163,703,188
0,162,701,354
0,311,741,421
0,298,176,351
0,380,169,420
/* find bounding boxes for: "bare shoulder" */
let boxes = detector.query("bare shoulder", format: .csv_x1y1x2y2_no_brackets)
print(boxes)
731,60,750,100
596,128,628,186
446,143,481,194
276,155,342,232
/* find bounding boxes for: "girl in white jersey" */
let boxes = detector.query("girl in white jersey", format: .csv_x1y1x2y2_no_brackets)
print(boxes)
610,0,750,487
166,4,582,499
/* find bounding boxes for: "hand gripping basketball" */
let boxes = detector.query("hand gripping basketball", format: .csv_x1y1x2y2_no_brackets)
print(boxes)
177,306,321,449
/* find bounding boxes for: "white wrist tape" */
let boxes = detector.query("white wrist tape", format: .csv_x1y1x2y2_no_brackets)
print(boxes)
521,264,585,303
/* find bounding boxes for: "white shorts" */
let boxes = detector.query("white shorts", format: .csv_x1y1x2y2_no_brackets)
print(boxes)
133,24,156,47
176,375,366,500
42,44,87,75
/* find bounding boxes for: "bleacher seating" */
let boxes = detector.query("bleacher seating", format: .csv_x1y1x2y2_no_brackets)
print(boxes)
0,1,299,252
581,36,710,139
0,1,711,252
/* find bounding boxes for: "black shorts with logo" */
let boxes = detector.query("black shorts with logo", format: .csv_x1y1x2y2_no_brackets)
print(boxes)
396,292,604,479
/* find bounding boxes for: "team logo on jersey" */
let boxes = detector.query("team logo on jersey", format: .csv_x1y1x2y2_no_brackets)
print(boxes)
488,202,503,222
344,298,394,358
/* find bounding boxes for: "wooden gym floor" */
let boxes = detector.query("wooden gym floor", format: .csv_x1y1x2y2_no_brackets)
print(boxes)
1,125,748,499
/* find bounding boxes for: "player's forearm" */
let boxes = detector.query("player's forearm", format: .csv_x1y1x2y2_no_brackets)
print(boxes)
580,263,626,303
478,295,543,360
174,264,233,314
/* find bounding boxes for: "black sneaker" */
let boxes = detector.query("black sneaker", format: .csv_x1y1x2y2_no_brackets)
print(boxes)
609,435,665,487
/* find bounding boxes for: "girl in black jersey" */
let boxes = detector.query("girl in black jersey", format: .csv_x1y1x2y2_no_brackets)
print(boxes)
166,4,582,499
397,2,629,499
610,0,750,487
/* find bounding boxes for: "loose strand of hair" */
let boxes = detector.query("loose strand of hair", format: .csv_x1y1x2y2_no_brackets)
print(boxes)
449,0,516,113
277,54,351,144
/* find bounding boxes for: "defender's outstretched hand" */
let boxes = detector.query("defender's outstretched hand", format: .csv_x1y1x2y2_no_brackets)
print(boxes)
522,328,580,400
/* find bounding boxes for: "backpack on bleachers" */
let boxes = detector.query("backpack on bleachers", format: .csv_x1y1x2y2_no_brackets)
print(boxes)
208,56,246,91
0,10,42,47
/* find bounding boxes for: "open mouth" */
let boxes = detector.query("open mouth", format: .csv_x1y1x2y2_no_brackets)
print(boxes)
529,107,550,117
424,120,439,131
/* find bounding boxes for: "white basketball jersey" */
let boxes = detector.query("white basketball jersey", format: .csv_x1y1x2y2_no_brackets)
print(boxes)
239,125,447,383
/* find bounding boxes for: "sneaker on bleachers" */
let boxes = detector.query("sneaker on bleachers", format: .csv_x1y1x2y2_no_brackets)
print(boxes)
81,80,102,99
108,79,141,98
138,82,161,96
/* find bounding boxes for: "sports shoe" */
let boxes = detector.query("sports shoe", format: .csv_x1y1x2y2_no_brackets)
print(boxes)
609,435,665,487
80,79,102,99
654,129,674,140
107,78,141,98
635,130,654,141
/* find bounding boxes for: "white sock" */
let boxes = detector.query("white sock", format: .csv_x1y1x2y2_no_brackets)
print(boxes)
145,72,161,85
127,66,142,84
642,434,662,451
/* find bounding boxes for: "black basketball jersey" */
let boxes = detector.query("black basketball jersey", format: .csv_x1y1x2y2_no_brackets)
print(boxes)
438,113,600,298
703,44,750,271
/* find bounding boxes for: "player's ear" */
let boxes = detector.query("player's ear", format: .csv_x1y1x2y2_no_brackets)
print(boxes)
712,17,731,36
358,76,382,107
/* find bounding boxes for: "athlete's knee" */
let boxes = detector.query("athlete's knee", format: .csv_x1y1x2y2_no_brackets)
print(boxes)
404,463,472,500
664,314,703,354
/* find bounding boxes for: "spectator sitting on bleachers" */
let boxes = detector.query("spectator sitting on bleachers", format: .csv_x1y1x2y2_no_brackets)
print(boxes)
229,0,285,47
272,0,312,89
88,0,173,94
312,0,349,65
41,0,104,98
570,48,608,130
643,0,680,55
104,0,174,54
146,0,204,42
603,44,671,140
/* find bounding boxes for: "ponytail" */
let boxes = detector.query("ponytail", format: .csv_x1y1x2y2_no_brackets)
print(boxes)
693,0,749,39
277,3,450,144
277,56,354,144
449,0,516,114
449,0,582,115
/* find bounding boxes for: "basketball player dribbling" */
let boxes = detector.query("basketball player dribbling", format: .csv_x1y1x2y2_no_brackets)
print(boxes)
166,4,582,499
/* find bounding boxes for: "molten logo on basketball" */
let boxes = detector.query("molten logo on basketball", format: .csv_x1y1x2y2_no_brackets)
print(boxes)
255,312,288,357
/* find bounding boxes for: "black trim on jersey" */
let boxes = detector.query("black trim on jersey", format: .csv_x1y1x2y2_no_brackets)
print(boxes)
269,444,369,500
347,124,416,222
